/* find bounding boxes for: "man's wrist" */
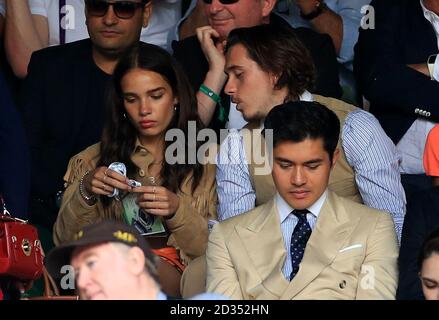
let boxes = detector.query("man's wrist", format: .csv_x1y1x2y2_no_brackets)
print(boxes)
206,69,227,85
199,84,221,103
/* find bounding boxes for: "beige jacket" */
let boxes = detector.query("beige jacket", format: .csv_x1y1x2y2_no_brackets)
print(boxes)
54,142,217,263
206,191,398,299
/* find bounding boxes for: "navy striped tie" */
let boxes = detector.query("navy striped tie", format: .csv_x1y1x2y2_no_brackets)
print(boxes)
289,209,312,281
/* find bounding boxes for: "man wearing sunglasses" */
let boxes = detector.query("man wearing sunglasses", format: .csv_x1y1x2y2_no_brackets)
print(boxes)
172,0,342,134
2,0,180,79
19,0,152,233
85,0,151,61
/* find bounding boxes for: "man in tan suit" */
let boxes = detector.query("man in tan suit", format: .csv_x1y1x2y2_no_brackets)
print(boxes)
207,101,399,299
182,22,404,297
216,23,405,237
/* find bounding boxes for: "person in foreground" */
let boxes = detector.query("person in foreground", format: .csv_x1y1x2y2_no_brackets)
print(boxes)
46,220,226,300
206,101,399,299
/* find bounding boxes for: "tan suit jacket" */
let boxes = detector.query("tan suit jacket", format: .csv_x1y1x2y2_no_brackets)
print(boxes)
206,191,398,299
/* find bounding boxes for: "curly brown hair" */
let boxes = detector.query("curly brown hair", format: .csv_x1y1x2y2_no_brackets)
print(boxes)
225,23,316,102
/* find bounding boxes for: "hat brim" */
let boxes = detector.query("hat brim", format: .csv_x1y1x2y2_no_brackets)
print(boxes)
45,234,116,279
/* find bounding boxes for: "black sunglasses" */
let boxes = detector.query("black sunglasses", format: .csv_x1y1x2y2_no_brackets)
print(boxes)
202,0,239,4
85,0,148,19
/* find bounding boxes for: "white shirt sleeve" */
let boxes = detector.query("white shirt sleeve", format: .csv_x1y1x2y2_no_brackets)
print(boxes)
342,109,406,241
216,130,256,221
28,0,48,17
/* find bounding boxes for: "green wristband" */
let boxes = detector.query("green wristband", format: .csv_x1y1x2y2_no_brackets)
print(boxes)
199,84,226,123
199,84,221,103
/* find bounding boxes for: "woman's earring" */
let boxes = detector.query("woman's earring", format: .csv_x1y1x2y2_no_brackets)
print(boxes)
174,105,178,112
123,113,127,119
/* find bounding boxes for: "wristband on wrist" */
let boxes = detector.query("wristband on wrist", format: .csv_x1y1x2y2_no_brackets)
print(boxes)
199,84,220,103
199,84,226,122
79,170,96,203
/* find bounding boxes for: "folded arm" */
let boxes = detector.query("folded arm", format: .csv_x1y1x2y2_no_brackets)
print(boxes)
356,213,399,299
343,110,406,240
206,224,244,299
216,131,256,221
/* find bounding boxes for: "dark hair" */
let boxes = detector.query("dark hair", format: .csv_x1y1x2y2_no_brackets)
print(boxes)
98,43,204,210
225,24,316,102
264,101,340,161
418,228,439,270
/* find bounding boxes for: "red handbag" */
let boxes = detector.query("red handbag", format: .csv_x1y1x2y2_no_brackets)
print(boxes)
0,196,44,281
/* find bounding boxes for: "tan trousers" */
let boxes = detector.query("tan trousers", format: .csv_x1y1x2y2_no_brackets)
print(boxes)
180,255,207,298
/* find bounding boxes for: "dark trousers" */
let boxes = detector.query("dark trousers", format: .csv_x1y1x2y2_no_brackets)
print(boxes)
401,174,433,202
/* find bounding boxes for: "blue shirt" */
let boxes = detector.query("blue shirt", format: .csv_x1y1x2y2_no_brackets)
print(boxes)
275,0,372,70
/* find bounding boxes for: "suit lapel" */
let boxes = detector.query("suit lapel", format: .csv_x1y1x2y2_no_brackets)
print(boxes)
235,199,290,297
280,191,360,299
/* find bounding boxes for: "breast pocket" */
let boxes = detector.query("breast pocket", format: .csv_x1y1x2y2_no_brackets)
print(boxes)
330,248,365,276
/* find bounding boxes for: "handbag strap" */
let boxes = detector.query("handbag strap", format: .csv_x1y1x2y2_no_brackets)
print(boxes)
0,195,11,217
0,195,28,223
43,267,60,297
24,267,79,300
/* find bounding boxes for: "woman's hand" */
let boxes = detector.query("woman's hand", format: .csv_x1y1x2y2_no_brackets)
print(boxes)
83,166,132,197
132,186,180,219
